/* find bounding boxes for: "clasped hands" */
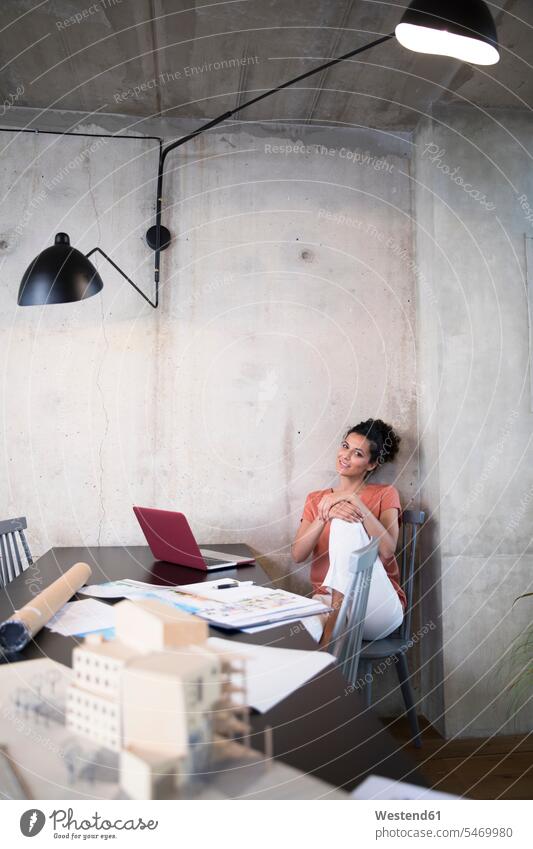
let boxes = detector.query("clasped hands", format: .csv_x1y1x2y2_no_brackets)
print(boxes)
317,491,369,524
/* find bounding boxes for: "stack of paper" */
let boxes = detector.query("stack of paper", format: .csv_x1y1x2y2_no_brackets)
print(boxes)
173,580,330,629
80,578,330,631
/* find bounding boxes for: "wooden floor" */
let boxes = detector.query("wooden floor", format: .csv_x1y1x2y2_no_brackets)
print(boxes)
384,715,533,800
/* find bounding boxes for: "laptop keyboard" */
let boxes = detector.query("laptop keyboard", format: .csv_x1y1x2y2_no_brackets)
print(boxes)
203,556,230,568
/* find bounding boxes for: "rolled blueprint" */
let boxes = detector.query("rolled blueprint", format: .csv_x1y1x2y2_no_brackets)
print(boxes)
0,561,92,652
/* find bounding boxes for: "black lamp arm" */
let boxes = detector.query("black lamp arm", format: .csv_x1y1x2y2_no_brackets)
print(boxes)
86,247,157,309
151,32,395,286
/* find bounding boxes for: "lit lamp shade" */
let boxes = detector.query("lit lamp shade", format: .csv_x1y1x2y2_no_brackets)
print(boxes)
396,0,499,65
17,233,103,306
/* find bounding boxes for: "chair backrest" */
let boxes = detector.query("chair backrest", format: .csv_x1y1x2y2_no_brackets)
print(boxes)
0,517,33,587
398,509,425,641
329,537,379,686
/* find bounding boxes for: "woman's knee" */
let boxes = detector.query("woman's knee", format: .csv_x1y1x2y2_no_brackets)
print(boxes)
363,606,403,640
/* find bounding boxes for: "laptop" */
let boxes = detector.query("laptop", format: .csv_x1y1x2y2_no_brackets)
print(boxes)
133,506,255,571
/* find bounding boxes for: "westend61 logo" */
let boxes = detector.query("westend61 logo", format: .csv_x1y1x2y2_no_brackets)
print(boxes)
19,808,159,839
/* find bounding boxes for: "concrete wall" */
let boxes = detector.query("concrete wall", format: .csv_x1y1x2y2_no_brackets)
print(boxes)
0,117,418,617
414,105,533,737
159,124,419,598
5,105,530,738
0,128,159,554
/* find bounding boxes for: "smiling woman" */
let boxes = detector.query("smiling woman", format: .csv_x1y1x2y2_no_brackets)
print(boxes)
291,419,405,645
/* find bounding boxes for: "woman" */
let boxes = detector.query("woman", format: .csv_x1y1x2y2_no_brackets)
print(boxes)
291,418,405,644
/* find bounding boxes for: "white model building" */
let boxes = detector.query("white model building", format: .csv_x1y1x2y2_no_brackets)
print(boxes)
66,598,248,798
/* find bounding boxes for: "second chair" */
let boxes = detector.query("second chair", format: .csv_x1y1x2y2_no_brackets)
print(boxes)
328,537,380,686
358,510,426,748
0,516,34,587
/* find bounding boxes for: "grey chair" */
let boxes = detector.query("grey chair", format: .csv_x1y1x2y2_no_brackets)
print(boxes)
328,537,380,686
358,509,426,748
0,517,33,587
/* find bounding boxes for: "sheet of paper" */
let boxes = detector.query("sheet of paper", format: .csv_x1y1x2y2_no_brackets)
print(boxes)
242,621,295,634
178,579,309,604
177,580,329,624
79,579,165,599
350,774,462,800
242,616,323,641
208,637,335,712
79,581,200,615
46,599,116,637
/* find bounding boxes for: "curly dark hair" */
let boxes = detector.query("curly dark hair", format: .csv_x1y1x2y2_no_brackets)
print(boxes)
344,418,400,476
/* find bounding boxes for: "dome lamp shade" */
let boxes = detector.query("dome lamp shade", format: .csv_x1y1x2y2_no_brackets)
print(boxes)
17,233,104,306
395,0,499,65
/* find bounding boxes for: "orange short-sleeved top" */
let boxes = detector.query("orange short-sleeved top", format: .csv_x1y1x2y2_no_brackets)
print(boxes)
300,484,406,611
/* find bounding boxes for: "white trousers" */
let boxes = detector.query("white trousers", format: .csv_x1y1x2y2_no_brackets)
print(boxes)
305,518,404,643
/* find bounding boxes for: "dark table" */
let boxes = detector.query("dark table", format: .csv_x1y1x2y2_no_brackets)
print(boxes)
0,545,427,794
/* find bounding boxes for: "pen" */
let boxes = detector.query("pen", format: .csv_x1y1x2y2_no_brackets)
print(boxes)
215,580,254,590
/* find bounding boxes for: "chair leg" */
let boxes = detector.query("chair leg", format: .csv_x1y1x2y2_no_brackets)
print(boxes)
394,653,422,748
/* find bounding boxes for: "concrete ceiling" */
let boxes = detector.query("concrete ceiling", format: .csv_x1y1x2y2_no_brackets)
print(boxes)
0,0,531,131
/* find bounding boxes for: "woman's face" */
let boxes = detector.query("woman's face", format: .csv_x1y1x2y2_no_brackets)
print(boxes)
336,433,376,479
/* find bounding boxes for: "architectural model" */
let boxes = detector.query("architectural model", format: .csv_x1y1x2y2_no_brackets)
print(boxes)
66,598,249,799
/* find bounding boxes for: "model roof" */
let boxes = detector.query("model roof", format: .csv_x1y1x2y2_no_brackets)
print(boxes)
127,645,219,679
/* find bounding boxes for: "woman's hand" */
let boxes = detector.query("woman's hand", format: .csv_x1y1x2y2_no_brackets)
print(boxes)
317,491,368,522
345,492,370,513
317,491,348,521
327,501,365,523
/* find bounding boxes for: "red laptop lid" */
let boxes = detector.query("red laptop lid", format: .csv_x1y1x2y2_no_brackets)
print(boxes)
133,506,207,570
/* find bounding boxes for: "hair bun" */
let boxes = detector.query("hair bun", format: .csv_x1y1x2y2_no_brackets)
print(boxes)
345,418,400,467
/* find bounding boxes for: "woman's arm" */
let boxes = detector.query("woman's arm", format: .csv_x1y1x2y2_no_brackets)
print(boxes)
358,504,400,560
291,502,363,563
291,516,326,563
317,490,366,521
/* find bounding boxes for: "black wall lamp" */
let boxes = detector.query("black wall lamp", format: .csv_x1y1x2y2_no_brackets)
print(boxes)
16,0,499,309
